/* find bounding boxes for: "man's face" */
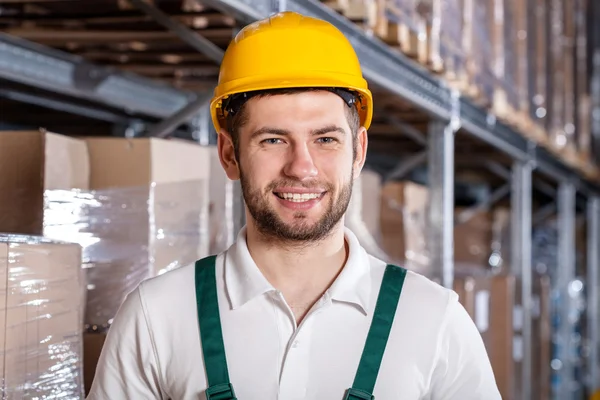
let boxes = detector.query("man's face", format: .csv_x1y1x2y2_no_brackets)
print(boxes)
221,90,367,243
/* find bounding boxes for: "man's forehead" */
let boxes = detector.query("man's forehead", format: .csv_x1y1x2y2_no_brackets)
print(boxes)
243,95,350,133
245,91,348,123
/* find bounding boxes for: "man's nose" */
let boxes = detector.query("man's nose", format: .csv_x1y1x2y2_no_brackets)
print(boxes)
283,143,318,180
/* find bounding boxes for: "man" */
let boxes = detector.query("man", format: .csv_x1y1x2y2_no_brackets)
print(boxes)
87,11,501,400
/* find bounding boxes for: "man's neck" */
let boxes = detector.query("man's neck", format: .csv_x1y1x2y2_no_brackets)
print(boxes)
245,222,349,324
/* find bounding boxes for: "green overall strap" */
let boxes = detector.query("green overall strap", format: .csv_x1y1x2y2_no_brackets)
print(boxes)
344,264,407,400
195,255,237,400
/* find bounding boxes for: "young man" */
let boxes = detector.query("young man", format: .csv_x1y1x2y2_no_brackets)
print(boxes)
87,11,501,400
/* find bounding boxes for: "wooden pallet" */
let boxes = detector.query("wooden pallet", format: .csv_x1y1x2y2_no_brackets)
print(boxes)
320,0,376,24
377,19,427,62
492,89,548,146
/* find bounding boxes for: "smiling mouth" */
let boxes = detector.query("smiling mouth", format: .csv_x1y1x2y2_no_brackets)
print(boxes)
274,192,325,202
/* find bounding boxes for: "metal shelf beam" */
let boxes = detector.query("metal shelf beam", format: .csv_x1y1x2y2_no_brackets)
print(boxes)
0,32,197,120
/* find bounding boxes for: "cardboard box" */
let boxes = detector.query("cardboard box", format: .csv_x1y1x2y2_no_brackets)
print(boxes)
531,274,551,400
380,181,498,275
379,180,429,273
0,234,84,398
0,130,90,235
359,169,384,242
454,274,516,399
64,137,211,327
83,332,107,395
454,207,494,270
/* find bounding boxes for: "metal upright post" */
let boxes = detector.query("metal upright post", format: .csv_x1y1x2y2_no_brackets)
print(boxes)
510,161,533,400
427,119,455,288
190,104,212,145
556,182,577,399
588,196,600,393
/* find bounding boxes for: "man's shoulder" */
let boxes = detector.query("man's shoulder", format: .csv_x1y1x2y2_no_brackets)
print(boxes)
366,254,458,321
136,254,222,305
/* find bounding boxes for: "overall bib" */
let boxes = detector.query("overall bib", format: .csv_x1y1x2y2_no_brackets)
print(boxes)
194,256,407,400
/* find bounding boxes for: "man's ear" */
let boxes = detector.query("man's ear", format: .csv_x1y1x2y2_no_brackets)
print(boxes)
218,129,240,181
353,126,368,180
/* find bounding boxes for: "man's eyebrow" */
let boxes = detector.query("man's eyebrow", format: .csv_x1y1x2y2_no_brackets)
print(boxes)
250,125,346,140
311,125,347,136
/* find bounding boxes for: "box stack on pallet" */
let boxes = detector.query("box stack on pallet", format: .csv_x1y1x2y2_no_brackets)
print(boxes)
320,0,598,181
0,129,218,396
365,178,553,399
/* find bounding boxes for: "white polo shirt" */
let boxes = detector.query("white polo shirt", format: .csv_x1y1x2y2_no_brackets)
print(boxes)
87,227,501,400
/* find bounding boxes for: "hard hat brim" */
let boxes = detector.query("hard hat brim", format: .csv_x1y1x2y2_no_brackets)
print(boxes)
210,71,373,133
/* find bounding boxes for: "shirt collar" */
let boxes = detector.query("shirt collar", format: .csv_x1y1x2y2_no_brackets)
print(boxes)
224,226,372,315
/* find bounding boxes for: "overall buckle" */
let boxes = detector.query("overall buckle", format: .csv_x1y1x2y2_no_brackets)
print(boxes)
344,388,375,400
206,383,237,400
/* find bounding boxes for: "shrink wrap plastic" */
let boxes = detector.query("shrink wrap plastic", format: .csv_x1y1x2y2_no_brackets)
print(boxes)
0,234,84,399
43,179,210,329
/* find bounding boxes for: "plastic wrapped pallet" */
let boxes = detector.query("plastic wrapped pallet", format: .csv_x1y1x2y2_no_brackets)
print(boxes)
547,0,568,152
527,0,549,132
0,130,90,236
43,137,211,329
514,0,530,117
423,0,467,82
379,180,431,276
574,0,592,165
379,180,503,278
467,0,495,107
207,146,238,255
453,274,516,400
0,234,84,399
372,0,427,60
345,169,391,262
491,0,522,123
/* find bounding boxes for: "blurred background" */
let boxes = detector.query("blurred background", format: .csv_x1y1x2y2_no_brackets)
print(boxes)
0,0,599,399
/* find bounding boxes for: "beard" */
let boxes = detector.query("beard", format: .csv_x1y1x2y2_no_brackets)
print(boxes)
239,170,353,244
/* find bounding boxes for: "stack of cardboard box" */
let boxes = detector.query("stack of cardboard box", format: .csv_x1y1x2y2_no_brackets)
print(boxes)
379,179,552,399
0,235,84,399
0,129,213,395
0,130,88,397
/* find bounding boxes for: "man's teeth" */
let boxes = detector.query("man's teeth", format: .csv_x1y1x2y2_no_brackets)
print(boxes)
277,193,321,202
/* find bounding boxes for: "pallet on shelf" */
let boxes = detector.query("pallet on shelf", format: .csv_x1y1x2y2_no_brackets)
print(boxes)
373,0,428,62
426,0,470,89
320,0,376,25
319,0,600,180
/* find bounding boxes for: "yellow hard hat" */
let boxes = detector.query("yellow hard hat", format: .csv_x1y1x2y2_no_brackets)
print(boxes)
210,11,373,132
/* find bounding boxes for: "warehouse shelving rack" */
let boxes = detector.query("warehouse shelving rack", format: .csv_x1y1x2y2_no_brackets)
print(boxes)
0,0,599,398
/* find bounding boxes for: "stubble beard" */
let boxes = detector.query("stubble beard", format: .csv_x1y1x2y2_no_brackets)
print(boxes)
240,169,354,244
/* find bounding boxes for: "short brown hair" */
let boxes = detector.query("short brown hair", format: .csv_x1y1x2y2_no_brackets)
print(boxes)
225,87,360,161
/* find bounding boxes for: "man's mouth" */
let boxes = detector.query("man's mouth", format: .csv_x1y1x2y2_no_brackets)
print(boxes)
273,192,325,203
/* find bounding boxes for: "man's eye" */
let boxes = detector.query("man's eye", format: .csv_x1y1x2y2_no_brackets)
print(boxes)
317,137,337,144
262,138,283,144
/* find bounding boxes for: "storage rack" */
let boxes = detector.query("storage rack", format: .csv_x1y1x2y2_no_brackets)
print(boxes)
0,0,599,398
